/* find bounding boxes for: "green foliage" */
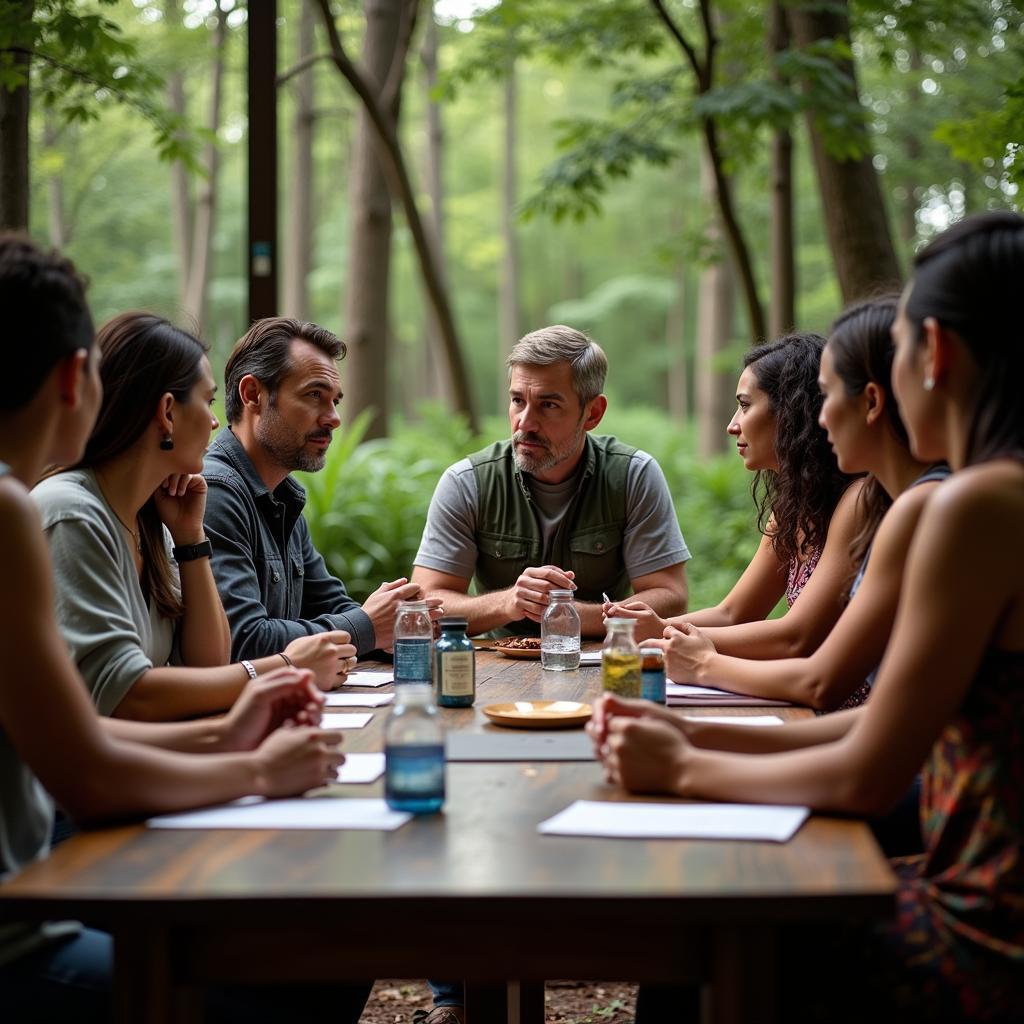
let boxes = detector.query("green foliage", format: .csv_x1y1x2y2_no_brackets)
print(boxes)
0,0,199,168
299,402,758,613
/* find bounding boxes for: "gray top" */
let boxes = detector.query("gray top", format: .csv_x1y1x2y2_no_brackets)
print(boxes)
415,449,689,581
32,469,179,716
0,461,78,965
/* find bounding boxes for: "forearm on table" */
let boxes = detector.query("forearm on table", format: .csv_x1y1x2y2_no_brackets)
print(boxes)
112,663,254,721
176,559,232,665
102,714,229,753
699,616,820,661
696,652,826,708
426,588,513,635
681,707,860,754
677,736,867,811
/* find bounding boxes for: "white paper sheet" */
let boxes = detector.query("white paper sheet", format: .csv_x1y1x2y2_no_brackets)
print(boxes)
147,798,410,831
578,651,602,666
336,752,385,784
666,682,791,707
538,800,809,842
321,712,373,730
324,692,394,708
340,671,393,688
681,715,784,726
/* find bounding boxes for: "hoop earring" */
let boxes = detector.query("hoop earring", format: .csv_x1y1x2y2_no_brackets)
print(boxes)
159,434,174,451
923,377,935,392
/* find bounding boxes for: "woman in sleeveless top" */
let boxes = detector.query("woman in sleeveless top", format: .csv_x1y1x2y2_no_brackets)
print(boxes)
608,332,865,661
655,298,949,712
596,212,1024,1021
32,313,358,721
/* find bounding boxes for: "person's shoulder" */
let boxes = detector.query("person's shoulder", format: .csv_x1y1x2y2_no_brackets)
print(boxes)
925,460,1024,529
31,470,107,526
0,475,49,567
466,440,511,468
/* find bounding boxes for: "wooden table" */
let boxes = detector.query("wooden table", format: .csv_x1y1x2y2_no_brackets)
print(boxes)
0,651,896,1023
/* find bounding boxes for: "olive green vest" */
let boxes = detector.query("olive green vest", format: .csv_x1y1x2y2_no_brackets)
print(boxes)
469,434,636,636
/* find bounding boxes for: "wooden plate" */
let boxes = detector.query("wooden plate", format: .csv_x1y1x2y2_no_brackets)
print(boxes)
482,701,592,729
492,638,542,659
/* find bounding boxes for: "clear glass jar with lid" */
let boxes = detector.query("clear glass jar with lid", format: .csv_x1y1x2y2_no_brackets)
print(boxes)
601,617,642,697
541,589,581,671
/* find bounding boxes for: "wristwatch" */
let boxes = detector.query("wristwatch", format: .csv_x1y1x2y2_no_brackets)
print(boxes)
172,538,213,563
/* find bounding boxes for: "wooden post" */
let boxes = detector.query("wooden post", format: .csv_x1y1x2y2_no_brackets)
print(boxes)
248,0,279,322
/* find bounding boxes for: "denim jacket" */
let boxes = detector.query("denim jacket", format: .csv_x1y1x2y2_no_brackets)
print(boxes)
202,429,375,658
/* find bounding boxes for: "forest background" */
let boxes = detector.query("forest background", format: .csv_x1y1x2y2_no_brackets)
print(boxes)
1,0,1020,610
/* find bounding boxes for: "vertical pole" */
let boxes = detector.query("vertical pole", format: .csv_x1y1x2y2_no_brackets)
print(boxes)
248,0,279,322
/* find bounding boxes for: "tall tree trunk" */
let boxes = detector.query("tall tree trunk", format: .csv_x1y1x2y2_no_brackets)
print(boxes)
789,0,902,301
342,0,405,438
419,4,450,404
183,4,229,335
499,54,521,374
0,0,33,232
650,0,766,344
897,47,923,248
312,0,478,432
695,153,735,459
769,0,795,337
284,0,316,320
665,258,689,424
165,0,192,312
43,115,66,248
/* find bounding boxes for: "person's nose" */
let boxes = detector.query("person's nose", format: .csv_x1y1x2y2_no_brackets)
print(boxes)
726,412,740,436
517,401,541,435
323,404,341,430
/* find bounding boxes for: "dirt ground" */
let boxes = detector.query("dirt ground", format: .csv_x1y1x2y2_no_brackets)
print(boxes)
360,979,637,1023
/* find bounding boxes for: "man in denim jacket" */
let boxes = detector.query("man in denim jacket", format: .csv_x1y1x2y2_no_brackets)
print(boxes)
203,317,433,660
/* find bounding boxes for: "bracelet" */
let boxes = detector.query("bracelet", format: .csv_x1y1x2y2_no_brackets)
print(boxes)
240,659,257,680
172,538,212,563
279,652,293,667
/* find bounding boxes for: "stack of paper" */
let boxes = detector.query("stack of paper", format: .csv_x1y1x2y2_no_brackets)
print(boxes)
667,682,791,707
147,797,409,831
321,712,373,730
325,692,394,708
340,671,393,688
538,800,809,842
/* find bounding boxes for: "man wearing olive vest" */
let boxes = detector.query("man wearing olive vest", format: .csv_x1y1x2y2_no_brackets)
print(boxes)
413,325,690,638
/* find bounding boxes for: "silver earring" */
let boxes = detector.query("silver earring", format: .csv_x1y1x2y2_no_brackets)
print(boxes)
923,377,935,391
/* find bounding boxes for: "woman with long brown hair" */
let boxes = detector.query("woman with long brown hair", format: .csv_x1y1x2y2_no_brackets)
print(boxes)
33,312,356,720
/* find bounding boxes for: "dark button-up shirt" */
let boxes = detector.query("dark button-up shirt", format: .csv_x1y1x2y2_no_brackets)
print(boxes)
202,429,375,658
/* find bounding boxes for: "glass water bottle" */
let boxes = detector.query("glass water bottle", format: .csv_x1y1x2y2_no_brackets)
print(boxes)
393,600,433,686
541,589,581,671
385,684,445,813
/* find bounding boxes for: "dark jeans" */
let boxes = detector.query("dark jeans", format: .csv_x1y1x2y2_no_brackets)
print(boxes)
0,926,372,1024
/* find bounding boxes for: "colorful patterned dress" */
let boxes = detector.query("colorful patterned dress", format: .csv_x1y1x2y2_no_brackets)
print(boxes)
784,648,1024,1021
785,545,821,607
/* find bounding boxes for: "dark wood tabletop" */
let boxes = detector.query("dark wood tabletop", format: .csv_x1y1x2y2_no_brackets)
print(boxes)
0,649,897,1024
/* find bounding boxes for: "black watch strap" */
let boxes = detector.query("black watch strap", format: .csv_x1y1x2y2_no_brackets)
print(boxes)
172,538,213,563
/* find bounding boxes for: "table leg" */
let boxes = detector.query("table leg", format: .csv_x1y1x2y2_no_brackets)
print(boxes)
706,926,776,1024
466,982,510,1024
113,926,200,1024
508,981,544,1024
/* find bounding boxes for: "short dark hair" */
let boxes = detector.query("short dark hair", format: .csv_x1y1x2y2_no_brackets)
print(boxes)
0,233,92,412
224,318,346,423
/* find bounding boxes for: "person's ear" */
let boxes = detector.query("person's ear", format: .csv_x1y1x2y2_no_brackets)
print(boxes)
55,349,90,407
921,316,954,389
156,392,175,436
583,394,607,432
238,373,263,414
863,381,885,427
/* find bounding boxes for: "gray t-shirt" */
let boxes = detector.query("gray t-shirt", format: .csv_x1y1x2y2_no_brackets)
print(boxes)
415,448,690,583
0,461,78,965
32,469,179,716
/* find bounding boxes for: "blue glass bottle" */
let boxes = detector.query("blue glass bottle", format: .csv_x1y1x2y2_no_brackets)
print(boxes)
435,616,475,708
385,684,445,814
393,600,433,687
641,648,667,704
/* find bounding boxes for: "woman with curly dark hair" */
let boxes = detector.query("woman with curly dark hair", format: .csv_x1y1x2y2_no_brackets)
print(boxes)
607,331,865,659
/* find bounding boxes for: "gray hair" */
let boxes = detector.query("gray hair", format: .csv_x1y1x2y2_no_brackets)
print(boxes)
506,325,607,404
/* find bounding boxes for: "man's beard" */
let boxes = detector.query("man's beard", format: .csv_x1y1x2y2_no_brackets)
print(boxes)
255,407,331,473
512,420,585,475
